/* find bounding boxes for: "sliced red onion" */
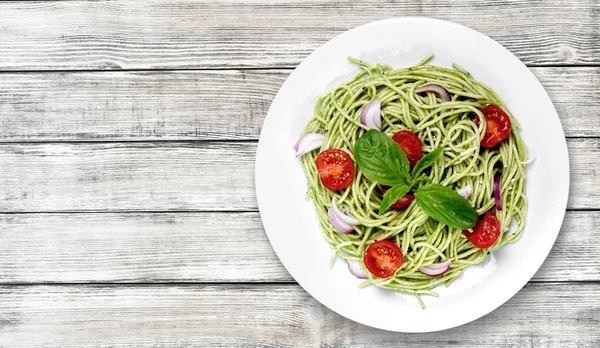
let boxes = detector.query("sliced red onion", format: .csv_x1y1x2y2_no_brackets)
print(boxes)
328,207,354,233
419,259,451,276
293,133,324,157
415,84,451,102
360,100,381,130
346,260,368,279
457,184,472,200
482,252,496,268
331,198,360,226
494,173,503,210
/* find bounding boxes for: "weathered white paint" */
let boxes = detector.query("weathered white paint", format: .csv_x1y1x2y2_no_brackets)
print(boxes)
0,211,598,283
0,140,598,211
0,0,598,70
0,284,598,347
0,1,597,346
0,68,598,141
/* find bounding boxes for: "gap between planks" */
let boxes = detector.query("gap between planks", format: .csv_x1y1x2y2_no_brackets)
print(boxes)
0,208,596,214
0,281,597,287
0,282,298,287
0,137,595,145
0,63,599,74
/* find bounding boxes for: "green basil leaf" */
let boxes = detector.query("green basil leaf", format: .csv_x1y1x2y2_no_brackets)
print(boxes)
411,147,443,178
379,184,411,214
354,130,410,186
414,184,478,229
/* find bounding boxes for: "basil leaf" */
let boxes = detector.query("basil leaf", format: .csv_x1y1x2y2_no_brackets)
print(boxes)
411,147,443,178
355,130,410,186
379,184,411,214
414,184,478,229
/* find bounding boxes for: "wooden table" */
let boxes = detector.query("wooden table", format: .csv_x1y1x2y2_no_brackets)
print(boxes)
0,1,598,347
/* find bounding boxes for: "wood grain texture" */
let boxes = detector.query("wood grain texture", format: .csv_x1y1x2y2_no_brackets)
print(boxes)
0,139,597,212
0,67,598,141
0,0,596,344
0,284,598,347
0,70,280,141
0,142,257,212
0,211,597,283
0,0,598,70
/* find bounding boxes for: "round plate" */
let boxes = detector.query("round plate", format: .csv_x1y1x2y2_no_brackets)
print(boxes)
255,17,569,332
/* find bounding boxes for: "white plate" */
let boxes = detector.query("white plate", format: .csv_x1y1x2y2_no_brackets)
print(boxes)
255,17,569,332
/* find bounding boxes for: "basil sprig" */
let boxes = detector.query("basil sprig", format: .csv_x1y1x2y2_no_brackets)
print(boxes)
354,130,477,229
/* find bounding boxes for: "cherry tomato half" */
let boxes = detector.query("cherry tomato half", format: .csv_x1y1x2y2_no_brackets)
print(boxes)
315,149,355,191
463,211,501,249
473,105,512,148
381,187,415,210
364,240,404,278
392,130,423,167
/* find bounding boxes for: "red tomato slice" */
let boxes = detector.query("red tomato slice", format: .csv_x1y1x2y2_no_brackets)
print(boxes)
392,130,423,167
463,211,501,249
315,149,355,191
473,105,512,148
381,187,415,210
364,240,404,278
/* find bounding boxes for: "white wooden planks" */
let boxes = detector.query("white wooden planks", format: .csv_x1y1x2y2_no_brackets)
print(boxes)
0,142,257,212
0,0,598,345
0,211,598,283
0,0,598,70
0,284,598,347
0,68,598,141
0,139,597,212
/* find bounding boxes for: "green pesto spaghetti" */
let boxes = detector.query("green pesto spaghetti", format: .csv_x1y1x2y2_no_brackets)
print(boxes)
293,54,528,308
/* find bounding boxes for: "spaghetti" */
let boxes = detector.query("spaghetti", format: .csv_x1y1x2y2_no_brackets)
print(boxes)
297,54,528,307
